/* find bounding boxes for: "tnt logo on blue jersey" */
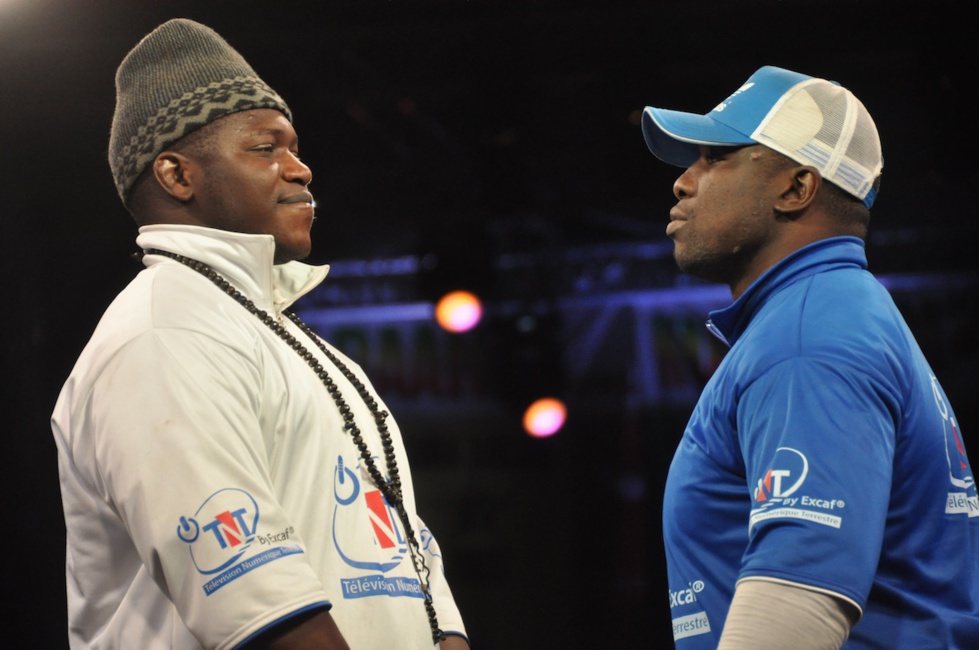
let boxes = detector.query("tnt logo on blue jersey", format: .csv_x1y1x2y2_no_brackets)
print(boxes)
752,447,808,504
749,448,845,532
932,374,978,516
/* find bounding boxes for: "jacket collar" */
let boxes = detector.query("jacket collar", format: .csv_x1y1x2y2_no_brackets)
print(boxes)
707,236,868,347
135,224,329,314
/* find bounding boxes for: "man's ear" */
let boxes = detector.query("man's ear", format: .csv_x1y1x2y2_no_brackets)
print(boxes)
151,151,197,202
774,166,821,215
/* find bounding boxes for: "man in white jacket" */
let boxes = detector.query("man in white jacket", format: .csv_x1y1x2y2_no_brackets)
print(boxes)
51,18,469,650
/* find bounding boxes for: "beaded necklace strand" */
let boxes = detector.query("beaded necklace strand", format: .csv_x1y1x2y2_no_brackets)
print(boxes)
144,249,444,644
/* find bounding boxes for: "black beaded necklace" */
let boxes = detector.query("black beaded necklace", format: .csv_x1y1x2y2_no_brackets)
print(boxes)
144,248,444,644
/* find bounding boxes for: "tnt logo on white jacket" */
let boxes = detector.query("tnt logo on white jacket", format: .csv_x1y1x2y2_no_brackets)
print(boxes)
333,454,408,571
177,488,260,574
177,487,304,596
332,454,427,600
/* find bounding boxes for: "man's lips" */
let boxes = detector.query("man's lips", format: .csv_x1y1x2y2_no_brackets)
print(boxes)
280,191,314,206
667,207,686,237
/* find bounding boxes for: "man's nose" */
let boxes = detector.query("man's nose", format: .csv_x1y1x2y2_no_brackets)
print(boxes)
284,151,312,185
673,167,695,200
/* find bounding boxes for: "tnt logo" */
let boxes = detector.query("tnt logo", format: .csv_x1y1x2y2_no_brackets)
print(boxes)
332,454,408,572
365,490,398,549
753,448,809,504
178,488,260,575
203,508,254,549
931,374,975,491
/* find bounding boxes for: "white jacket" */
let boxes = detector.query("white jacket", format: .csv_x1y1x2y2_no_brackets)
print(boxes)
52,224,466,649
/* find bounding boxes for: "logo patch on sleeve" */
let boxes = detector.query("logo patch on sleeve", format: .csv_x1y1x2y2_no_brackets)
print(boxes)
176,488,303,595
749,447,845,531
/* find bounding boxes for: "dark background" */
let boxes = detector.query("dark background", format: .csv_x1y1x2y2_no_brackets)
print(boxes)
2,1,976,647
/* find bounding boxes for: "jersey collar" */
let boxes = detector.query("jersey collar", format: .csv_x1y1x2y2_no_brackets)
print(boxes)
707,236,868,347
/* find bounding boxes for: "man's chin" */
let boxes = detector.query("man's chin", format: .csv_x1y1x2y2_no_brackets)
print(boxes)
273,242,313,265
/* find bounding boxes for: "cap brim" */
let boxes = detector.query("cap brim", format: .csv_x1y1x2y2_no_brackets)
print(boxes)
641,107,756,167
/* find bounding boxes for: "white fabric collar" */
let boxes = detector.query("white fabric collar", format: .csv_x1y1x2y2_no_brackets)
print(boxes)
135,224,330,314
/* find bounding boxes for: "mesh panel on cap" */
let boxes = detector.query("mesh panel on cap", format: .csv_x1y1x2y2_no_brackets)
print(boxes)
840,105,881,196
752,79,882,203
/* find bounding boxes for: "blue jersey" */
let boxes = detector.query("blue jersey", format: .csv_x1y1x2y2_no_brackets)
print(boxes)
664,237,979,649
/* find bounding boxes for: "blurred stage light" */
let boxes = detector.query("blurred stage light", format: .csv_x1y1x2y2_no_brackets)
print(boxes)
435,290,483,333
523,397,567,438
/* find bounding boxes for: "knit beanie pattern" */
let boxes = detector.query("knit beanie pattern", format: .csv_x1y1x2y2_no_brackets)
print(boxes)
108,18,292,204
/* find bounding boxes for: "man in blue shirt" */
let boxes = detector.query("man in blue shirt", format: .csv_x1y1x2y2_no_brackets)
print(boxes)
642,65,979,648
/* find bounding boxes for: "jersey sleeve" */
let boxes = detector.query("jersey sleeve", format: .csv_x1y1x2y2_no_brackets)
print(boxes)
90,328,331,649
736,355,898,609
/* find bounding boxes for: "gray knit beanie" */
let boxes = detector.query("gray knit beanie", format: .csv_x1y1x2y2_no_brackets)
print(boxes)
108,18,292,204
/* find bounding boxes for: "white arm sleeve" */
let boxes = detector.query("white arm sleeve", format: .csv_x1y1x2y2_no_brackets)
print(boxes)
718,578,857,650
92,330,329,648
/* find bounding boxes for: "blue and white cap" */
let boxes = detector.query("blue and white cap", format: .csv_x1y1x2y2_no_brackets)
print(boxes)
642,66,883,209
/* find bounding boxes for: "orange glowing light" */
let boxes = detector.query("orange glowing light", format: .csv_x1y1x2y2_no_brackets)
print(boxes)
435,290,483,333
523,397,567,438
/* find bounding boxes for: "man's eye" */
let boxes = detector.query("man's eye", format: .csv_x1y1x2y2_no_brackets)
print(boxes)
704,149,725,163
253,144,274,152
